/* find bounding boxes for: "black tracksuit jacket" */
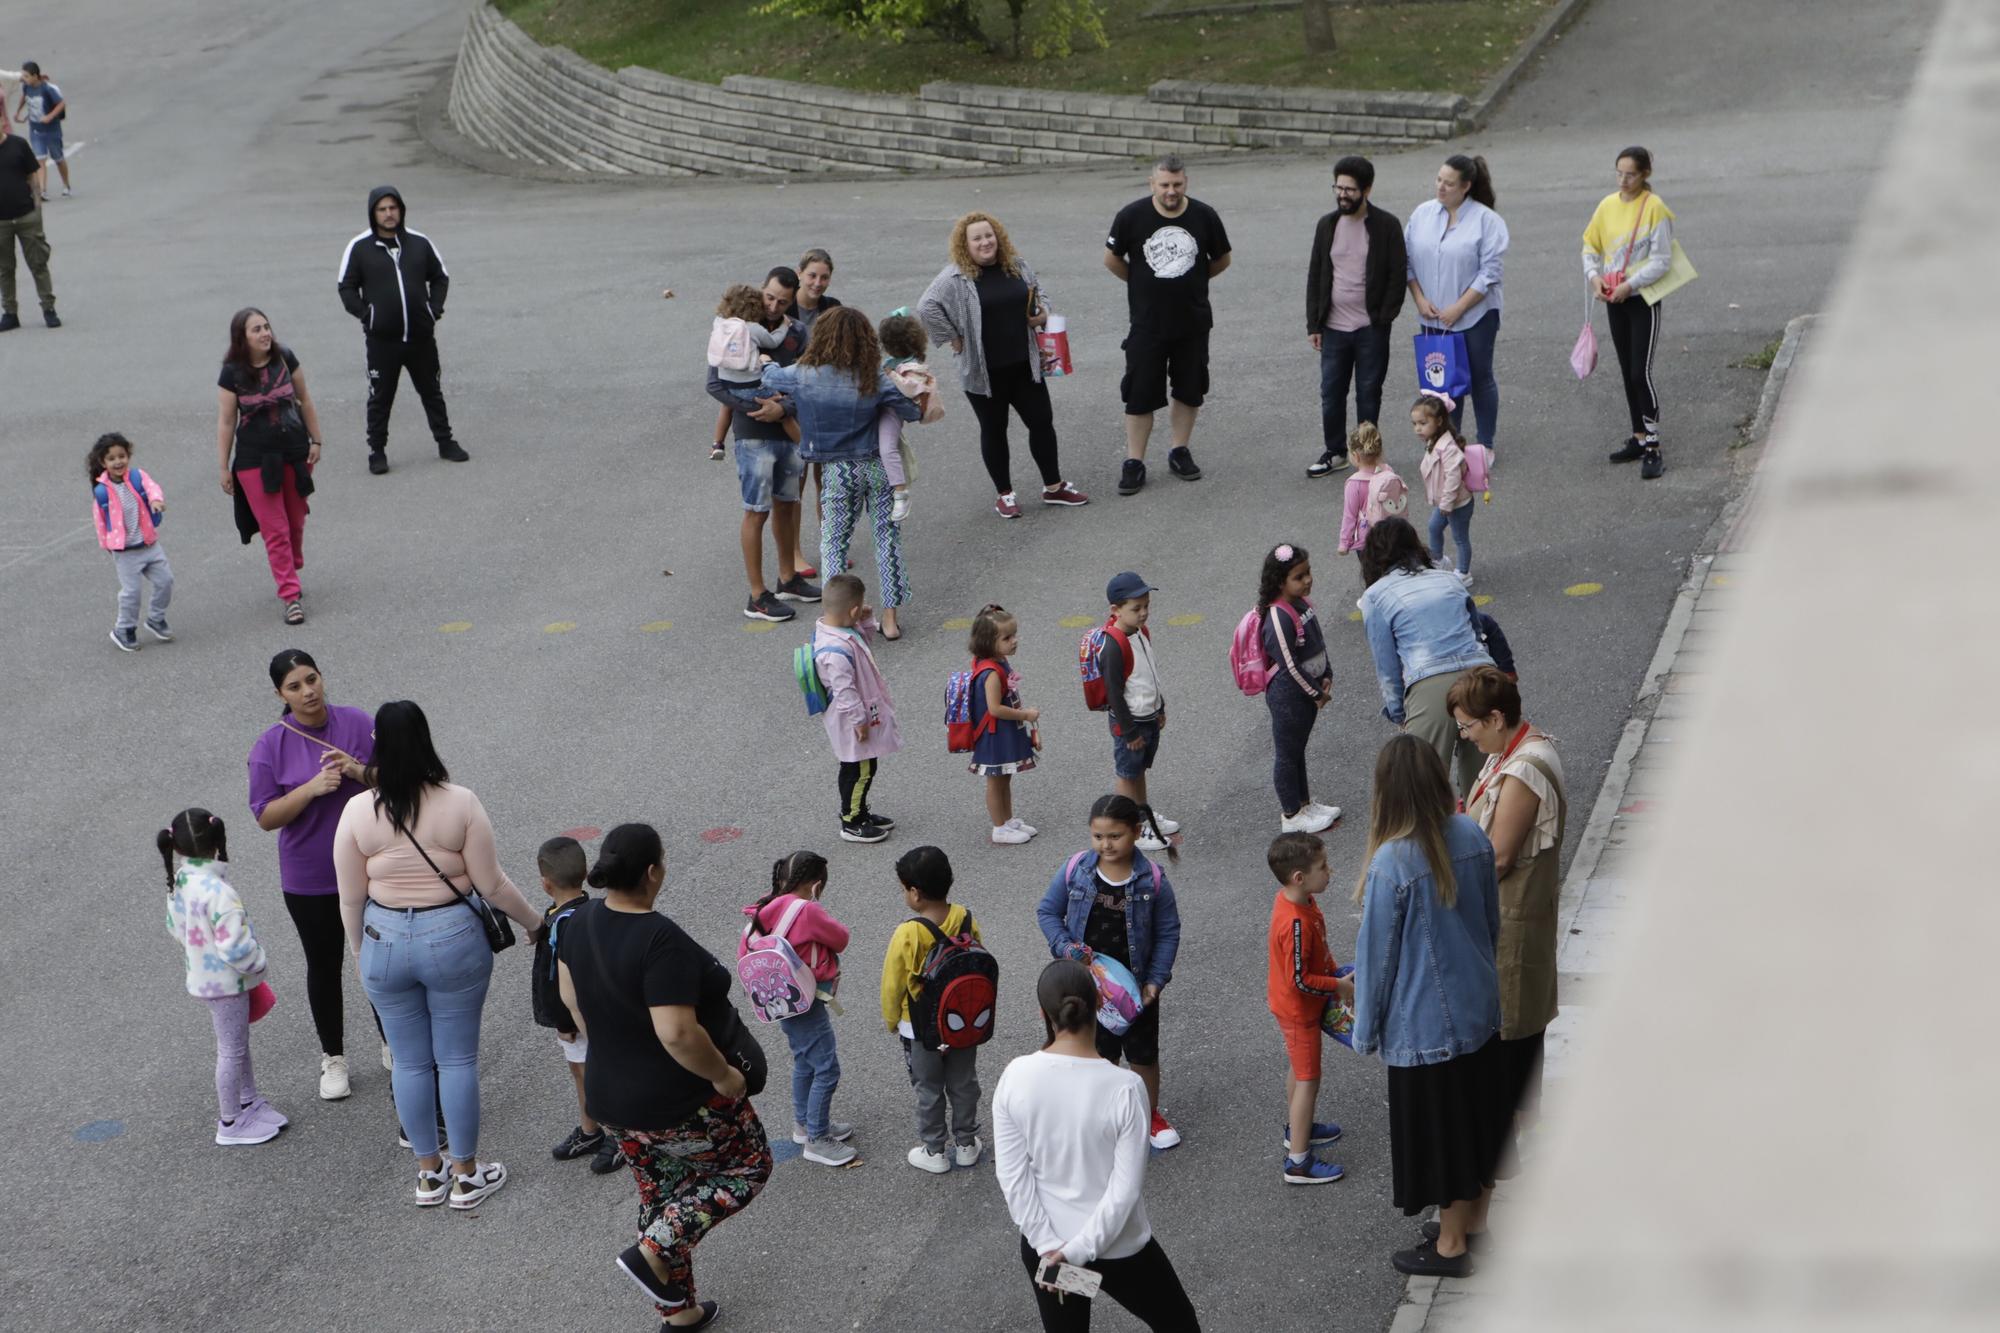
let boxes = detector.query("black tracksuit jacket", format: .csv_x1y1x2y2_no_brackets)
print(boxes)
337,185,449,343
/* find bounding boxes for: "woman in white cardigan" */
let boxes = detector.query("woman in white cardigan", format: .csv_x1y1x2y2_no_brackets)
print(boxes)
993,960,1201,1331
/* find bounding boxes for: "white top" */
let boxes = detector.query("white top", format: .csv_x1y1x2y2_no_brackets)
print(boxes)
992,1050,1153,1264
1124,630,1162,718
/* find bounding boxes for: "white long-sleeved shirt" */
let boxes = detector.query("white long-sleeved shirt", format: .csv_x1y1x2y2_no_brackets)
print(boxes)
992,1050,1153,1264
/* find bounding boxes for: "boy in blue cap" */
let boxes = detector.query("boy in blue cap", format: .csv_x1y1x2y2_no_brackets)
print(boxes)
1094,570,1181,850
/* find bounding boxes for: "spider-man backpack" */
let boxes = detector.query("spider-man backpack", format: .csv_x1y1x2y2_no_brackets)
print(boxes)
909,916,999,1051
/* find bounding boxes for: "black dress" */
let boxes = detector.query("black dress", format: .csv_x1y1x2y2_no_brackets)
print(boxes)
1385,1034,1515,1213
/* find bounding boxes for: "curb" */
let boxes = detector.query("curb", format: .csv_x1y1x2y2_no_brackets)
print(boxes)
1383,309,1815,1333
1464,0,1598,129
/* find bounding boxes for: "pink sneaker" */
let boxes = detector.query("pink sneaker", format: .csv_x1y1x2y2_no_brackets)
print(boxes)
1040,482,1090,506
994,493,1022,519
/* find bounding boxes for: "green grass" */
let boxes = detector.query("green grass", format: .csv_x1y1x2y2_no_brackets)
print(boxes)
1730,335,1784,372
493,0,1557,96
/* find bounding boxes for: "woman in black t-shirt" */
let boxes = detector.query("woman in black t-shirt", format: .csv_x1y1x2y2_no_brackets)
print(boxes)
557,824,772,1331
217,307,323,625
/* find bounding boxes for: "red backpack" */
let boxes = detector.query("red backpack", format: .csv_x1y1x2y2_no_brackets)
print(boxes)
1078,618,1140,712
944,658,1003,753
909,915,999,1051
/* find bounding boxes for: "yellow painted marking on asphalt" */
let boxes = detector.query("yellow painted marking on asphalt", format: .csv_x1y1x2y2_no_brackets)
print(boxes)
1165,613,1203,627
941,618,973,630
1348,610,1364,622
1710,573,1735,588
1472,595,1494,607
438,621,473,634
1564,582,1604,597
641,621,673,633
742,621,778,634
1058,615,1096,628
544,621,578,634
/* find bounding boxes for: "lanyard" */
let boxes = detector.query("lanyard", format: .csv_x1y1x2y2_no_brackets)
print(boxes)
1463,723,1533,814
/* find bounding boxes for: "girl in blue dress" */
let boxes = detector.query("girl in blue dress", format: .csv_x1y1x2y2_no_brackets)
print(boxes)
967,604,1042,845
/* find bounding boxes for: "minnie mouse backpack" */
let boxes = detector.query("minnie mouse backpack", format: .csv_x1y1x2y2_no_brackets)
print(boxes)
735,898,816,1023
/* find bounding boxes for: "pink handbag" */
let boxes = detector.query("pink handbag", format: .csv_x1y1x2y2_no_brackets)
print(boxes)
1570,288,1598,379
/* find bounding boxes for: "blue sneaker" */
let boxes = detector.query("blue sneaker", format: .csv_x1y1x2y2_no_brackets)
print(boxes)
1282,1155,1346,1186
1282,1121,1342,1149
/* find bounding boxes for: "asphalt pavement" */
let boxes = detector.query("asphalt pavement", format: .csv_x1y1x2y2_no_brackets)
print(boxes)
0,1,1938,1329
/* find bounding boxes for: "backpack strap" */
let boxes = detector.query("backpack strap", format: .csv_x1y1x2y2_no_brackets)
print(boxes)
1064,850,1090,884
771,895,809,943
911,915,951,949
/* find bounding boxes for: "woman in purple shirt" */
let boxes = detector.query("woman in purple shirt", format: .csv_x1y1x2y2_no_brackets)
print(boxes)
247,648,373,1100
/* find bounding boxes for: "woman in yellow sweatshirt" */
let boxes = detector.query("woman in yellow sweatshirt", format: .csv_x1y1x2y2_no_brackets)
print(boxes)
1583,145,1678,481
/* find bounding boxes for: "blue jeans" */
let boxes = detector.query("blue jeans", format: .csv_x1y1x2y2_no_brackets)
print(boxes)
781,1001,841,1139
360,901,493,1162
1318,324,1392,452
734,436,803,513
1110,715,1162,780
1428,501,1475,574
1448,309,1500,445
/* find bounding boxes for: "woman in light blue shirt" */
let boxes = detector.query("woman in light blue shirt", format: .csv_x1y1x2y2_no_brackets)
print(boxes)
1405,155,1509,452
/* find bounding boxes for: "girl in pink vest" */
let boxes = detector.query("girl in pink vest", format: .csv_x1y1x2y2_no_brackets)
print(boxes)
88,432,175,652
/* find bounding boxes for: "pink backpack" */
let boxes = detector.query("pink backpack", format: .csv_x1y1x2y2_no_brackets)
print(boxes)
1228,600,1305,697
708,316,759,373
735,898,815,1023
1462,443,1493,496
1363,466,1410,528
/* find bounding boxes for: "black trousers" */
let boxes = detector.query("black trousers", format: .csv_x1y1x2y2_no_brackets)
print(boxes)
1017,1234,1201,1331
965,360,1063,495
837,758,878,824
1605,297,1662,440
283,891,350,1056
364,333,456,454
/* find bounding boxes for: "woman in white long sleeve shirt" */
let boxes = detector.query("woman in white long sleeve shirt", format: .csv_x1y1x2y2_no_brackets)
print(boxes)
992,960,1201,1331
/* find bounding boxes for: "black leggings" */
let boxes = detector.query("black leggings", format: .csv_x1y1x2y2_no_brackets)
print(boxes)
283,891,352,1056
1605,297,1662,440
1017,1235,1200,1331
965,360,1062,495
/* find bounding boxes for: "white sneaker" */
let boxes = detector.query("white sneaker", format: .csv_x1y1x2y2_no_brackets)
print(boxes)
954,1137,983,1168
319,1053,351,1100
1135,832,1170,853
381,1041,393,1072
1280,807,1336,835
1459,571,1475,589
1148,813,1182,835
1306,802,1343,826
449,1160,508,1210
906,1144,951,1174
793,1120,854,1144
891,491,911,523
991,823,1033,845
804,1137,860,1167
414,1167,451,1207
1005,817,1038,837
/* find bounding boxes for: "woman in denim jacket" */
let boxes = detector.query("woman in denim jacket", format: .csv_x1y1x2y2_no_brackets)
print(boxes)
1351,733,1507,1280
762,308,926,639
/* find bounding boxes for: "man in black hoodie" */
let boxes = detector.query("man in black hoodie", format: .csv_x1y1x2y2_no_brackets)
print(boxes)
337,186,467,474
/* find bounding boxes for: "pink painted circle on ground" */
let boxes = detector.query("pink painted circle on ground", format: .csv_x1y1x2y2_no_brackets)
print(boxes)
701,827,745,844
558,827,601,842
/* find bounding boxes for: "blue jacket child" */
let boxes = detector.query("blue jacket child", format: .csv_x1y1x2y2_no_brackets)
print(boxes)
1035,848,1182,992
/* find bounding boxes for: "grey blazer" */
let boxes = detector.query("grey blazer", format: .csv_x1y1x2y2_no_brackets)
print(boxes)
917,258,1046,398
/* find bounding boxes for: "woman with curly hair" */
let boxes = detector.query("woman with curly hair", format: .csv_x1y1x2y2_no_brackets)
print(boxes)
760,307,926,639
919,212,1088,519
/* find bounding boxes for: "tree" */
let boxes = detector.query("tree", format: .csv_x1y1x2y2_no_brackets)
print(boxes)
1302,0,1336,54
760,0,1105,57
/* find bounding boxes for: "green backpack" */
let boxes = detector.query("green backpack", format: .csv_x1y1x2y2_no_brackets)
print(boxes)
793,642,852,716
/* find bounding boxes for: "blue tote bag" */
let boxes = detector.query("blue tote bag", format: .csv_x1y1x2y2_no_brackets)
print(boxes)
1413,327,1472,400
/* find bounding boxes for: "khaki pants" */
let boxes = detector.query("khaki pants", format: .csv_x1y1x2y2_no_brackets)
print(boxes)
0,207,56,314
1405,669,1484,800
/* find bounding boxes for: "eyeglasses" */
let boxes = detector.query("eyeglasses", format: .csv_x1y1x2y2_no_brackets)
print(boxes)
1452,718,1478,735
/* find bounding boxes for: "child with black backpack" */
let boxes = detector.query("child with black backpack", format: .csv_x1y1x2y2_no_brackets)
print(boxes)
879,846,995,1175
534,836,622,1175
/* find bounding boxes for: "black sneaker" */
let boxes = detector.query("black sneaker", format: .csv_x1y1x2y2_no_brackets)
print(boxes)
860,811,896,831
616,1243,689,1311
0,312,19,332
744,592,795,622
1608,437,1645,464
673,1301,721,1330
590,1137,626,1174
1640,448,1665,480
109,627,139,653
553,1125,605,1161
43,309,61,328
1167,446,1202,480
839,819,889,844
144,618,174,643
438,442,470,462
1392,1236,1474,1278
1117,458,1146,496
775,574,822,603
368,451,389,475
1307,450,1351,478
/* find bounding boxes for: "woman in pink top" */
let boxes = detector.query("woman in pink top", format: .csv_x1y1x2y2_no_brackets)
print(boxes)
333,700,540,1210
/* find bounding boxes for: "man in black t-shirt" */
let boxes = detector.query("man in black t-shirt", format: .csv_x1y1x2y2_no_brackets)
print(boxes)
0,118,57,330
1104,155,1231,495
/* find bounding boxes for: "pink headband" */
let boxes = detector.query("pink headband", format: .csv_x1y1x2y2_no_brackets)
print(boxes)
1418,389,1457,412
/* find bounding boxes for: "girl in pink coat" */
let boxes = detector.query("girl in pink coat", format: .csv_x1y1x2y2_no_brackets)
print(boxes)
811,573,902,843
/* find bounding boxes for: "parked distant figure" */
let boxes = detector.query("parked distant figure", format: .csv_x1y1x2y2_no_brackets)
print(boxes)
0,112,56,330
12,62,69,198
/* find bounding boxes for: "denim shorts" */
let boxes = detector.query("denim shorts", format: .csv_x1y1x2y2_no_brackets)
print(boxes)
735,437,804,513
29,122,63,162
1110,715,1161,779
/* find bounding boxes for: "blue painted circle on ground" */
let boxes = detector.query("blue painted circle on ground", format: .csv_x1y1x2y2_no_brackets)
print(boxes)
769,1139,802,1165
74,1120,125,1142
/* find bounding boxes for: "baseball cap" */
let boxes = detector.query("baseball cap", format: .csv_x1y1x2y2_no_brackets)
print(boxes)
1105,571,1156,604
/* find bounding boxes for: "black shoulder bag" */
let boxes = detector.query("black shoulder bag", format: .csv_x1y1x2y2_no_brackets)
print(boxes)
394,819,517,954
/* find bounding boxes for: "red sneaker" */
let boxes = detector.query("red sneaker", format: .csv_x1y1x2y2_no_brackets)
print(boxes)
994,492,1022,519
795,563,818,578
1040,482,1090,507
1148,1108,1181,1150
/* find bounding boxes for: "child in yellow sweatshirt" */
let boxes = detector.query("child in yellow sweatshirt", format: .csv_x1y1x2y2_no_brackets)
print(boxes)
879,845,985,1175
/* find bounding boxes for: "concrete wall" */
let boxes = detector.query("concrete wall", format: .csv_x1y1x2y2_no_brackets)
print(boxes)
447,3,1466,177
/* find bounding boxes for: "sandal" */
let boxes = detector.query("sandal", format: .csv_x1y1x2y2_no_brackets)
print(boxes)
283,600,305,625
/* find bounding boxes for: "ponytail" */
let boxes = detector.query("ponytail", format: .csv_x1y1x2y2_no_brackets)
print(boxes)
759,849,829,912
158,808,229,891
1445,153,1496,209
1037,959,1099,1046
587,822,663,891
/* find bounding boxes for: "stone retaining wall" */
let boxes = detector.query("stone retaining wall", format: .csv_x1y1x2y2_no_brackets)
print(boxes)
448,4,1467,177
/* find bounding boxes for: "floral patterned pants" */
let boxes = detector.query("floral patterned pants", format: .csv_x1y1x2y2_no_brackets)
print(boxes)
607,1097,773,1312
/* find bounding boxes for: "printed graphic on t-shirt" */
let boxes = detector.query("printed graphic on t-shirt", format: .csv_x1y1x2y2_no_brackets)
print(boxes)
1140,226,1199,280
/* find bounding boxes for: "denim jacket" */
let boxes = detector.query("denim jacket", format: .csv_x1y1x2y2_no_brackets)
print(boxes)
758,362,920,464
1036,850,1181,991
1359,568,1492,723
1351,816,1501,1067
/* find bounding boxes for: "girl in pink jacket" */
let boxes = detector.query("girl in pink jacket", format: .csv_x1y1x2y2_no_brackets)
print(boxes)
88,432,176,652
1414,394,1476,587
811,573,903,842
739,850,857,1166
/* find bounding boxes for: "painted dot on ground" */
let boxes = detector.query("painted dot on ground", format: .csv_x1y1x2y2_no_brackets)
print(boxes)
544,621,578,634
701,827,745,844
1472,594,1494,607
1058,614,1096,628
742,621,778,634
1348,610,1364,622
1710,573,1735,588
770,1139,802,1165
1165,613,1203,627
640,621,673,633
74,1120,125,1143
1564,582,1604,597
438,621,472,634
558,827,601,842
941,617,973,630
